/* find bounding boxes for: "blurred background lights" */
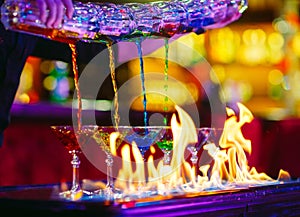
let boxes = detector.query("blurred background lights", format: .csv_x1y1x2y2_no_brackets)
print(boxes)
40,60,55,74
15,56,40,103
53,77,70,100
219,79,253,104
18,93,30,104
19,62,34,91
268,69,284,85
291,32,300,58
13,0,300,120
239,29,268,65
209,27,240,64
210,65,226,84
55,61,69,70
273,18,290,34
268,32,284,50
267,32,285,64
41,60,72,103
43,76,57,91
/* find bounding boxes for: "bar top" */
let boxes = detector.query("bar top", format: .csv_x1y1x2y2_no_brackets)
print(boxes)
0,181,300,217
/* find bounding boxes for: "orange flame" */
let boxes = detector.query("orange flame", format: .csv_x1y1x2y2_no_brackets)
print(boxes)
109,132,119,156
208,102,274,186
111,103,290,198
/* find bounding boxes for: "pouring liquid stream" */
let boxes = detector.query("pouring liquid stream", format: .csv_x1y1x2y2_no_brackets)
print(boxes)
135,38,148,129
69,43,82,131
163,38,169,126
106,42,120,128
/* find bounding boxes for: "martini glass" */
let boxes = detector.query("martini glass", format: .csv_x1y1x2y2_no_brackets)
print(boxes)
156,126,173,165
92,126,127,199
187,128,216,167
122,126,165,161
117,126,165,199
50,125,97,200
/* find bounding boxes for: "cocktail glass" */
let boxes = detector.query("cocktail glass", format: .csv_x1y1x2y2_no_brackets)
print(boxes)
187,128,216,167
117,126,166,198
156,126,173,165
92,126,127,200
122,126,165,161
50,125,97,200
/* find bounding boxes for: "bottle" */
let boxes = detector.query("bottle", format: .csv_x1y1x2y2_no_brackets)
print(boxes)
0,0,248,43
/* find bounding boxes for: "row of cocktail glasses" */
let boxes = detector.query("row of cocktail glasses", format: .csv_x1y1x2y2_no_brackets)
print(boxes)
50,125,218,201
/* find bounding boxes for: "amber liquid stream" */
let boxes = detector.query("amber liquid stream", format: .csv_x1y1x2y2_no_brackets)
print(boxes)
69,43,82,132
106,42,120,127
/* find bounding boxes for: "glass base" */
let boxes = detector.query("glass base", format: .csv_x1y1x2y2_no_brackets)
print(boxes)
94,186,123,200
59,189,93,201
59,189,83,201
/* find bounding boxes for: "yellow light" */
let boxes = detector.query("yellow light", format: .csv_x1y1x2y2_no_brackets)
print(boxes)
269,50,284,64
40,60,55,74
210,65,226,84
177,33,195,48
18,93,30,104
291,33,300,58
242,29,266,46
209,27,240,63
149,35,203,67
238,29,269,65
21,62,33,91
268,32,284,50
43,75,57,91
268,69,283,85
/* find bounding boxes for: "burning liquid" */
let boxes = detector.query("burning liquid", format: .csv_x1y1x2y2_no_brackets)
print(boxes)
69,43,82,131
108,103,291,200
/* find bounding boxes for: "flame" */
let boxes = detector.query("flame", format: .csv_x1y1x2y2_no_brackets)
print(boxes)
208,102,275,186
109,132,119,156
110,102,290,199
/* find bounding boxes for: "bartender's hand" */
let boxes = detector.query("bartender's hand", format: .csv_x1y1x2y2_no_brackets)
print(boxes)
37,0,74,28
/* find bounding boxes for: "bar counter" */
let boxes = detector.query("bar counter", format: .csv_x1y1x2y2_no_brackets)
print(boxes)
0,181,300,217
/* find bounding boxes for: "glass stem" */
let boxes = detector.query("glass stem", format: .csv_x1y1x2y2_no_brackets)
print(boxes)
190,147,198,166
105,152,114,190
70,151,81,192
139,148,147,162
189,147,198,182
163,150,171,165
